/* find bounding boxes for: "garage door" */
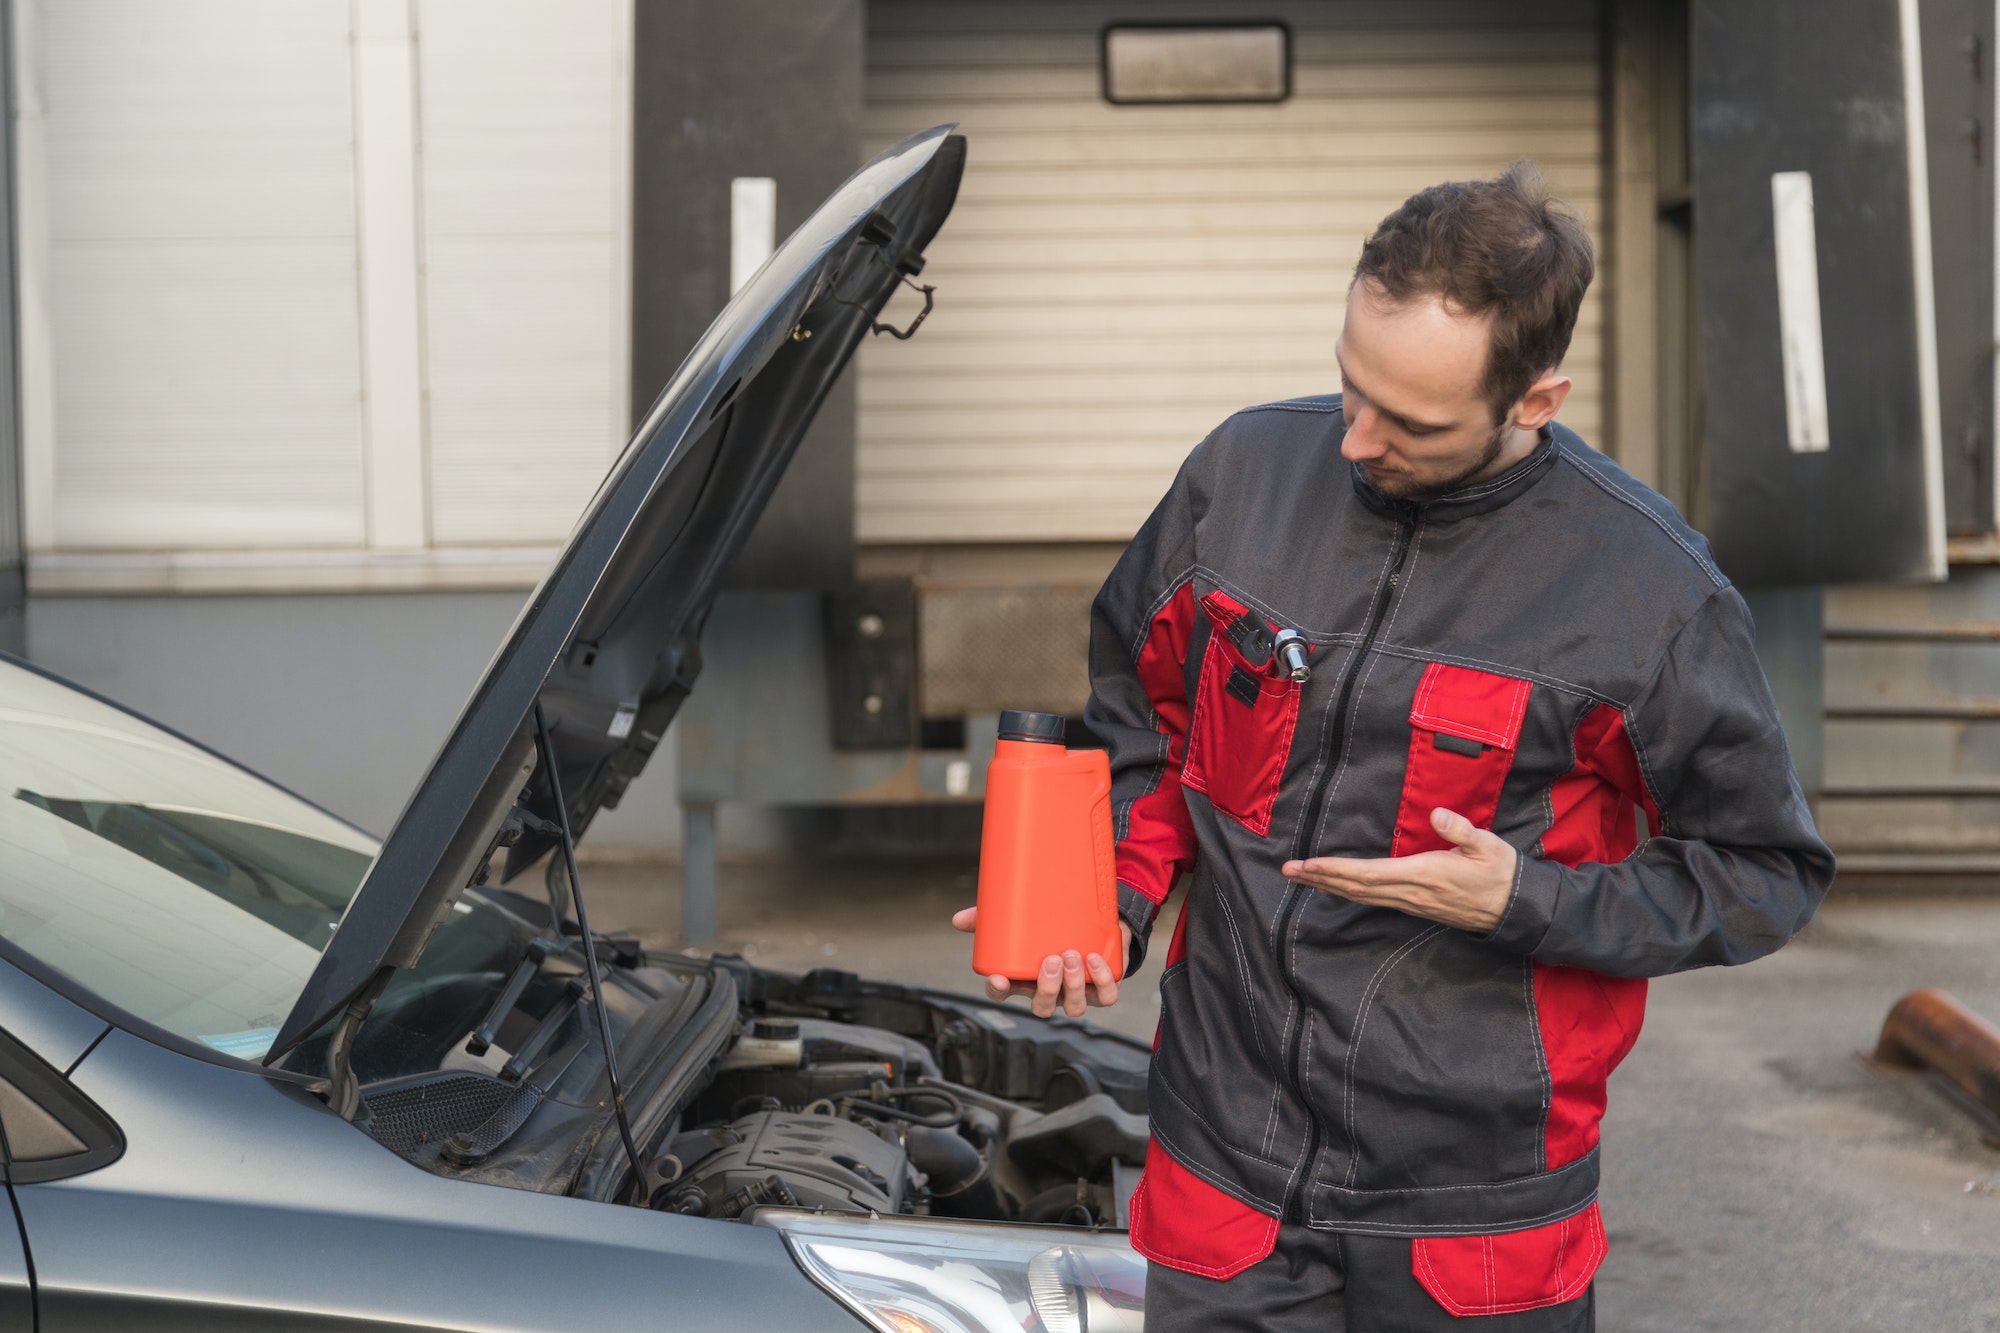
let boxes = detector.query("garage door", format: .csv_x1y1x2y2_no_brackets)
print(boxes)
857,0,1606,544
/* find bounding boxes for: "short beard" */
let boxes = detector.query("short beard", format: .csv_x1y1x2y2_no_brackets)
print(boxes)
1369,420,1511,501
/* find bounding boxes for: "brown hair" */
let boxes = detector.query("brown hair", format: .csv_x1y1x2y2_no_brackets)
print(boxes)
1352,161,1594,421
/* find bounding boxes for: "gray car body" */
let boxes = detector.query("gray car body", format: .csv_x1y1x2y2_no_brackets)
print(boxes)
0,957,857,1330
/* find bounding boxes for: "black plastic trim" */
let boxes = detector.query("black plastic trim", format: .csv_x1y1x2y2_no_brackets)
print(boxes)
0,1028,123,1183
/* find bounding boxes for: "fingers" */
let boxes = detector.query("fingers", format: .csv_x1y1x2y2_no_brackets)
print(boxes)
984,974,1011,1003
1085,952,1120,1008
1059,950,1092,1018
951,906,977,934
1429,807,1482,850
1031,955,1064,1018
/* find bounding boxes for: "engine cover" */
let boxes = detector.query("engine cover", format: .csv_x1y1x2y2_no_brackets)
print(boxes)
661,1111,916,1218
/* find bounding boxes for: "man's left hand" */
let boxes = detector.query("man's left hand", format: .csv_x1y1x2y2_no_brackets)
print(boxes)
1281,807,1516,934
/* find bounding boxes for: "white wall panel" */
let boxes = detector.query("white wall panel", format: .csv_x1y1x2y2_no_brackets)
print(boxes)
859,0,1607,543
36,0,364,549
416,0,631,547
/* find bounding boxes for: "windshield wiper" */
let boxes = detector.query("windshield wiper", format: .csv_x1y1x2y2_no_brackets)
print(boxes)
464,935,566,1059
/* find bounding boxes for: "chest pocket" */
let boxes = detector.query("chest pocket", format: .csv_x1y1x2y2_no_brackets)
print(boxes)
1391,662,1533,854
1181,590,1305,837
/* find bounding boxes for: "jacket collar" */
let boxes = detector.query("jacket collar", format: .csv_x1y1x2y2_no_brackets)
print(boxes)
1349,422,1562,524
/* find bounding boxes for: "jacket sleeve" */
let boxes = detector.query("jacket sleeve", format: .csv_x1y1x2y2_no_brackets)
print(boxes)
1083,459,1202,976
1485,585,1835,977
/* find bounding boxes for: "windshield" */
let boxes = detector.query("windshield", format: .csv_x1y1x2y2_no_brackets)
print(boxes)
0,659,382,1058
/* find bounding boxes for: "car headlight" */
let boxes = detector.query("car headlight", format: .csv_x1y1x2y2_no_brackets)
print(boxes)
755,1209,1146,1333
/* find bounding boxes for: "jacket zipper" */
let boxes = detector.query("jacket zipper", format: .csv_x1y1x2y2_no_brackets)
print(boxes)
1276,509,1417,1224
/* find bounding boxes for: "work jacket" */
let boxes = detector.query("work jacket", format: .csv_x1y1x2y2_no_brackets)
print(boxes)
1089,397,1834,1287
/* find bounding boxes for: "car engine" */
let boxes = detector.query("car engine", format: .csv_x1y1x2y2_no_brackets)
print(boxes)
654,960,1151,1228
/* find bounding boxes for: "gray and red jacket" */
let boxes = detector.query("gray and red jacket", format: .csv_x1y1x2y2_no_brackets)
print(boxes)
1091,396,1833,1283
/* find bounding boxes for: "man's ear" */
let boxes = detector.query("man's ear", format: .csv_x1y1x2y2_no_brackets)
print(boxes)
1509,372,1572,432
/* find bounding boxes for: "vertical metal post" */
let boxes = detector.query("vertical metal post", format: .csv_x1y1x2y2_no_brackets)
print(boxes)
681,799,719,945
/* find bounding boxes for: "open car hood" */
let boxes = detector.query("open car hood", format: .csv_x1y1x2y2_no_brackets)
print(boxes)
270,126,965,1060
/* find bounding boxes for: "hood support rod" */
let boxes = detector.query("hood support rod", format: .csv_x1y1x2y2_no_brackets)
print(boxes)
533,700,651,1203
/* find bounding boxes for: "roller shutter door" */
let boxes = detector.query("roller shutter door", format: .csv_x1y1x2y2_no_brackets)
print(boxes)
33,1,365,551
858,0,1606,544
24,0,633,556
417,0,632,547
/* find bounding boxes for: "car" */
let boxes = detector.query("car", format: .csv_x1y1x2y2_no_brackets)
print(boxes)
0,123,1152,1331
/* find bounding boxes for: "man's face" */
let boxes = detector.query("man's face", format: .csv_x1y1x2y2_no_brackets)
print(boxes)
1334,281,1513,500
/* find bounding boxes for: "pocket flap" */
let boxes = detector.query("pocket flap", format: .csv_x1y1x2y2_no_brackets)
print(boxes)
1198,589,1278,671
1127,1139,1278,1280
1410,663,1533,751
1411,1202,1605,1317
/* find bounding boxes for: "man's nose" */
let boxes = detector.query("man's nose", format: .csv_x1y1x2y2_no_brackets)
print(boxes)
1341,407,1388,460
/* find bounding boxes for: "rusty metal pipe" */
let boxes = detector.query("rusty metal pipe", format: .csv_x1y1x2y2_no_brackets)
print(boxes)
1873,988,2000,1118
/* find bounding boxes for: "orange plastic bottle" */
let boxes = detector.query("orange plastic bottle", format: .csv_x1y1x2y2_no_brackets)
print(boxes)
972,710,1124,985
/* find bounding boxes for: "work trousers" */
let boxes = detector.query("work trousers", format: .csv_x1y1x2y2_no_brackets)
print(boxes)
1143,1223,1596,1333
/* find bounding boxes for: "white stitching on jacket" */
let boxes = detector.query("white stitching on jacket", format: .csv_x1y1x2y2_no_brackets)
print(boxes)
1262,992,1295,1157
1341,923,1451,1188
1205,876,1273,1071
1154,1077,1293,1170
1557,443,1726,588
1313,520,1425,849
1286,534,1402,872
1372,643,1624,708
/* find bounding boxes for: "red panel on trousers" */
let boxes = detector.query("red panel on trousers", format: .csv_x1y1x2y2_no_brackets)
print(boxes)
1411,1203,1606,1316
1391,663,1533,855
1181,590,1303,837
1128,1137,1280,1280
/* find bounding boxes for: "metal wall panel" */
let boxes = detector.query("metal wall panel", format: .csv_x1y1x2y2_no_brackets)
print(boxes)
1692,0,1944,585
1918,0,1996,536
630,0,864,589
857,0,1607,544
418,0,632,546
32,0,365,550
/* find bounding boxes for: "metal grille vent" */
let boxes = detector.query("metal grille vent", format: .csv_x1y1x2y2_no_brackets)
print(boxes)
362,1073,514,1160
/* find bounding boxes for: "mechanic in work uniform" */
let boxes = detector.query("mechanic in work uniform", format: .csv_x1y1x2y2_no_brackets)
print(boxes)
965,165,1835,1330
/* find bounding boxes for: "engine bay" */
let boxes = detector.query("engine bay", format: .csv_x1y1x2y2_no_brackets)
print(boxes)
660,958,1151,1227
359,946,1151,1230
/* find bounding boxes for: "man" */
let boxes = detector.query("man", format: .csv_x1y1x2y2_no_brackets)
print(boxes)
958,163,1832,1329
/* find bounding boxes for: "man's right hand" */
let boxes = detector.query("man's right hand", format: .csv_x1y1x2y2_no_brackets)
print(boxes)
950,906,1128,1019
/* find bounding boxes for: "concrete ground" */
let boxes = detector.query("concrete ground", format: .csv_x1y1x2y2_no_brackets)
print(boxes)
581,856,2000,1331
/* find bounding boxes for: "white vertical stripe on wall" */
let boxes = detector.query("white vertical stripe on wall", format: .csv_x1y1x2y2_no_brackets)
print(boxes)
354,0,431,549
858,0,1607,544
416,0,633,548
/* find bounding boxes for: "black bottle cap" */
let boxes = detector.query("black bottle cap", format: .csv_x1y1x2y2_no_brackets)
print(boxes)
752,1018,800,1040
998,709,1067,744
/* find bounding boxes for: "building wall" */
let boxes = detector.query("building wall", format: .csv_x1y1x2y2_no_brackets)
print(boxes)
7,1,1623,857
11,0,633,567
